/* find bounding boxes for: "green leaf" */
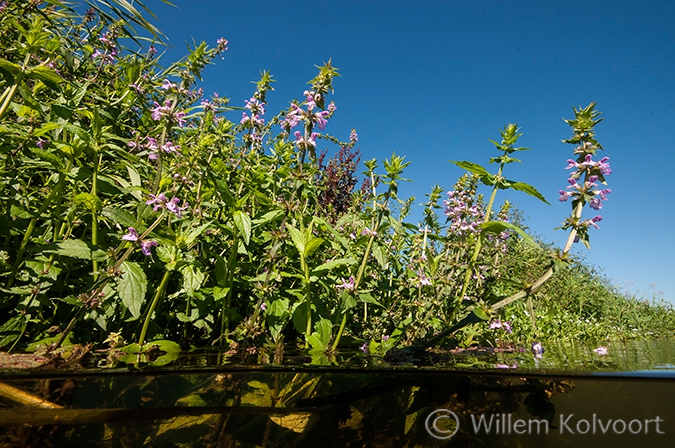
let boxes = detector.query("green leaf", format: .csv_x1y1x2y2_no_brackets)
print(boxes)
34,122,61,137
26,65,63,87
287,225,305,256
372,243,388,269
46,239,92,259
267,298,291,342
180,264,205,295
29,147,62,168
74,193,103,213
117,261,148,320
358,292,383,307
479,221,537,247
450,160,490,177
508,181,550,205
233,210,251,245
304,237,325,257
0,58,22,76
252,209,284,226
101,206,137,228
311,258,357,275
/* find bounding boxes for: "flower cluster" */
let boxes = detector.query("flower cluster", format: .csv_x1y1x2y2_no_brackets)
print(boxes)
443,175,483,237
281,89,337,149
146,193,189,218
122,227,158,256
216,37,228,58
488,319,512,333
151,100,187,127
92,30,118,64
559,131,612,240
128,135,180,160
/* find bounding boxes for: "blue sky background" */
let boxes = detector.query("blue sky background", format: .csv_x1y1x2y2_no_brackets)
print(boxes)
134,0,674,302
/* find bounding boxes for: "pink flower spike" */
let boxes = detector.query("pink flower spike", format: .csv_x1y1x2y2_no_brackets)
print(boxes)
122,227,139,242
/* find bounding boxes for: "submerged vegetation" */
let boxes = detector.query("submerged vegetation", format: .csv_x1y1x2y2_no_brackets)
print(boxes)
0,0,672,362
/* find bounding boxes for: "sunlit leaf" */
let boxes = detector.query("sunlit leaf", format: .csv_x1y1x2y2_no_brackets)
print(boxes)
117,261,148,319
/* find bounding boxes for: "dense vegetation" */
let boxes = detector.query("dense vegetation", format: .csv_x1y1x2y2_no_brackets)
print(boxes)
0,0,672,360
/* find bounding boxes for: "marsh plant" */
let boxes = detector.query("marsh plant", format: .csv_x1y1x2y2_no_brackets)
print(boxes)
0,0,663,359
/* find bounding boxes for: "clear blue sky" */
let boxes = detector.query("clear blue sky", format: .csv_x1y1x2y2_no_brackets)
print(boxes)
135,0,675,303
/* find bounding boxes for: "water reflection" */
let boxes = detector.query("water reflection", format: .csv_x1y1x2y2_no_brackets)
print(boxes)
0,339,674,447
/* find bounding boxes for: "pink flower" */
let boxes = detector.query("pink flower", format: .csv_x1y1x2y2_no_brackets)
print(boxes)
336,277,355,291
122,227,140,242
146,193,168,211
141,240,158,256
593,346,608,356
166,197,189,218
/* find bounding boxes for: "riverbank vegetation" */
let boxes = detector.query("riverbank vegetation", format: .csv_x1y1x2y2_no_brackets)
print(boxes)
1,0,672,361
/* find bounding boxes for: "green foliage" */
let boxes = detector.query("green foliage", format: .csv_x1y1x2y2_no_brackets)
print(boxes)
0,1,670,358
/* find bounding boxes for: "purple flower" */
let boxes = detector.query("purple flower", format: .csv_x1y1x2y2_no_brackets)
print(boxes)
122,227,140,242
146,193,168,211
161,79,177,90
589,196,603,210
303,90,317,111
335,277,355,291
582,215,602,230
360,342,368,354
314,111,329,130
162,141,179,154
488,320,512,333
151,100,171,121
216,37,228,58
593,346,608,356
495,363,517,369
531,342,544,358
349,129,358,142
417,272,432,286
141,240,158,256
148,45,157,58
166,197,189,218
260,303,267,311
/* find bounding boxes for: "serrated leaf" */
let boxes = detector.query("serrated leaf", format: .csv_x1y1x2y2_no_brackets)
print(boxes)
74,192,102,212
101,206,137,228
46,239,92,259
117,261,148,319
180,264,205,295
450,160,490,177
0,58,22,75
233,210,251,245
26,65,63,86
311,258,357,275
508,181,550,205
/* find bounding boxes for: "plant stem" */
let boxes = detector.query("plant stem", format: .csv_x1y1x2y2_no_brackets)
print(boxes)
138,269,172,345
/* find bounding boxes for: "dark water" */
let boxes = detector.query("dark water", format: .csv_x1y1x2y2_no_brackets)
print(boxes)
1,339,675,447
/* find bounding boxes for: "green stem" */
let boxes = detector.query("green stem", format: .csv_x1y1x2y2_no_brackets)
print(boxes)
138,270,172,345
219,232,239,345
6,180,64,288
0,53,31,121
